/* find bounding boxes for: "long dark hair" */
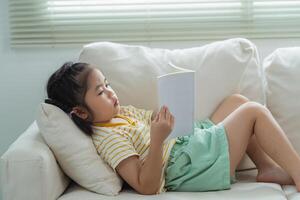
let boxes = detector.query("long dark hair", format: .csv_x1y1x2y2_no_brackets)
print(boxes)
45,62,95,135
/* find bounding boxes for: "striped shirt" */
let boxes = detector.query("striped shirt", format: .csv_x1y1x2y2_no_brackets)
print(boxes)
91,105,176,193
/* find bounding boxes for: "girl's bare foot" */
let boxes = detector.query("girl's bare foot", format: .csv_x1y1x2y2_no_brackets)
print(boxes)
256,165,294,185
294,175,300,192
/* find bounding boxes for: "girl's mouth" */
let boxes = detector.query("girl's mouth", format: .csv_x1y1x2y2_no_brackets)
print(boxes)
114,100,119,107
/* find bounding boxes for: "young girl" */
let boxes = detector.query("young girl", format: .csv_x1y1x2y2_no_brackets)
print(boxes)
45,62,300,195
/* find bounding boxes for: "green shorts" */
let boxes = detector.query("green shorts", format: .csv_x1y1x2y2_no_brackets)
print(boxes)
165,118,234,192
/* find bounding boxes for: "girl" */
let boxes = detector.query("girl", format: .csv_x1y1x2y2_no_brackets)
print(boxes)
45,62,300,195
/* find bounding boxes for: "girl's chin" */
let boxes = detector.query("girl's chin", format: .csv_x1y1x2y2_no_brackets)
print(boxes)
114,105,120,113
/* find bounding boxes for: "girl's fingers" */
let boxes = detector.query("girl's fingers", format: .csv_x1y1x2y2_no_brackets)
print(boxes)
159,106,165,120
164,106,173,121
166,107,171,121
170,115,175,128
163,106,168,119
157,107,163,121
158,105,172,121
154,113,159,122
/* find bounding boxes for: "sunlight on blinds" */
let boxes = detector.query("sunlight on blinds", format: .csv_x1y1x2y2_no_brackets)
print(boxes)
9,0,300,47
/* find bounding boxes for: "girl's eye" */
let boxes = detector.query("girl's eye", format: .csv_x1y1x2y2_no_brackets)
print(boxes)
98,83,111,95
98,83,110,95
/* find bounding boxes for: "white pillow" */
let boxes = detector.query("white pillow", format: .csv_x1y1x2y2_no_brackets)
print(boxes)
36,103,123,196
79,38,263,170
264,47,300,154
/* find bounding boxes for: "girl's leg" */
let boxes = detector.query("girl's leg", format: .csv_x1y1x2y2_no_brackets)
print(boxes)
220,101,300,190
210,94,293,184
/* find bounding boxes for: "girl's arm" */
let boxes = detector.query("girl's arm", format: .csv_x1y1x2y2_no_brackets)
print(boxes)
116,106,174,195
116,141,164,195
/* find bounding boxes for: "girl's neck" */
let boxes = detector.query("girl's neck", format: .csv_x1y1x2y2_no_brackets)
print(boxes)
93,114,136,127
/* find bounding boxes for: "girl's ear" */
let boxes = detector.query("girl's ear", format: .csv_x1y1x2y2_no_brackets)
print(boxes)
71,106,89,120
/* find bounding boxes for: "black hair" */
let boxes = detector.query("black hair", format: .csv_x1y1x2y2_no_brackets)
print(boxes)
45,62,95,135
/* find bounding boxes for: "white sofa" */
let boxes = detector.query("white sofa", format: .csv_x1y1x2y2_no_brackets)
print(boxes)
2,38,300,200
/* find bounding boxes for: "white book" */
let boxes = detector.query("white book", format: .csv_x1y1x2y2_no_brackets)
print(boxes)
157,62,195,140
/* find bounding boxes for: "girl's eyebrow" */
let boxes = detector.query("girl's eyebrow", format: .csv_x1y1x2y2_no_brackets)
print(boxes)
94,78,107,92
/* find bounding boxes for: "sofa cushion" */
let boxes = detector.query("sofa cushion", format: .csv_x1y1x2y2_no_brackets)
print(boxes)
36,103,123,196
264,47,300,154
57,170,287,200
282,185,300,200
79,38,264,170
79,38,265,120
0,121,70,200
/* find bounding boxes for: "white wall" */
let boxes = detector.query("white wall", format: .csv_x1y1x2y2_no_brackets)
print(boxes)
2,0,300,170
0,2,77,160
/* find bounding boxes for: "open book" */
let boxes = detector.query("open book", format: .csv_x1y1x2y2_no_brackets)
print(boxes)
157,62,195,140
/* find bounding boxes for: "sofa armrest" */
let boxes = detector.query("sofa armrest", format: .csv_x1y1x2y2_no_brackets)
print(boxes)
1,121,70,200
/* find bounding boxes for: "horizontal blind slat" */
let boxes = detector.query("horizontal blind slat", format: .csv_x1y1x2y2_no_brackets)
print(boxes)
9,0,300,47
11,29,300,39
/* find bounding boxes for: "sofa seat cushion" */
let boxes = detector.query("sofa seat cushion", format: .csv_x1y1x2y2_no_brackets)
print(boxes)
58,183,286,200
58,170,287,200
282,185,300,200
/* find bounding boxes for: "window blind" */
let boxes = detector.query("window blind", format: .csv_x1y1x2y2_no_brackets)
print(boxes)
9,0,300,47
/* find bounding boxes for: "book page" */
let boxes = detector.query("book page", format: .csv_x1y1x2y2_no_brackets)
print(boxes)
157,68,195,140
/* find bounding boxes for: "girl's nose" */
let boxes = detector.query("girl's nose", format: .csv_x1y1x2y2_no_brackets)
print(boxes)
105,87,115,96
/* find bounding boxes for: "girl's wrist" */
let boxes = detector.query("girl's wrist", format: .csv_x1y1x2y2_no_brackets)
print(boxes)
150,138,164,149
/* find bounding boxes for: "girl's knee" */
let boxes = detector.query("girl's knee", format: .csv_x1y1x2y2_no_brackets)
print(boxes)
243,101,269,117
226,93,249,104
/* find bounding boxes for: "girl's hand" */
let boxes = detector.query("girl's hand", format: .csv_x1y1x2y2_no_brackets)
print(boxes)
150,105,175,145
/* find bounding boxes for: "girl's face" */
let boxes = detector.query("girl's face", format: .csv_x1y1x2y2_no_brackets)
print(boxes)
84,68,120,123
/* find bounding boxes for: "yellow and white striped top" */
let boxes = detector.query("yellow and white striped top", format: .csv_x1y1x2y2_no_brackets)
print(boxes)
91,105,176,193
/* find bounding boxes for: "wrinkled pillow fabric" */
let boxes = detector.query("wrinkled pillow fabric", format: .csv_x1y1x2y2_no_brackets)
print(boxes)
36,103,123,196
79,38,263,170
264,47,300,154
